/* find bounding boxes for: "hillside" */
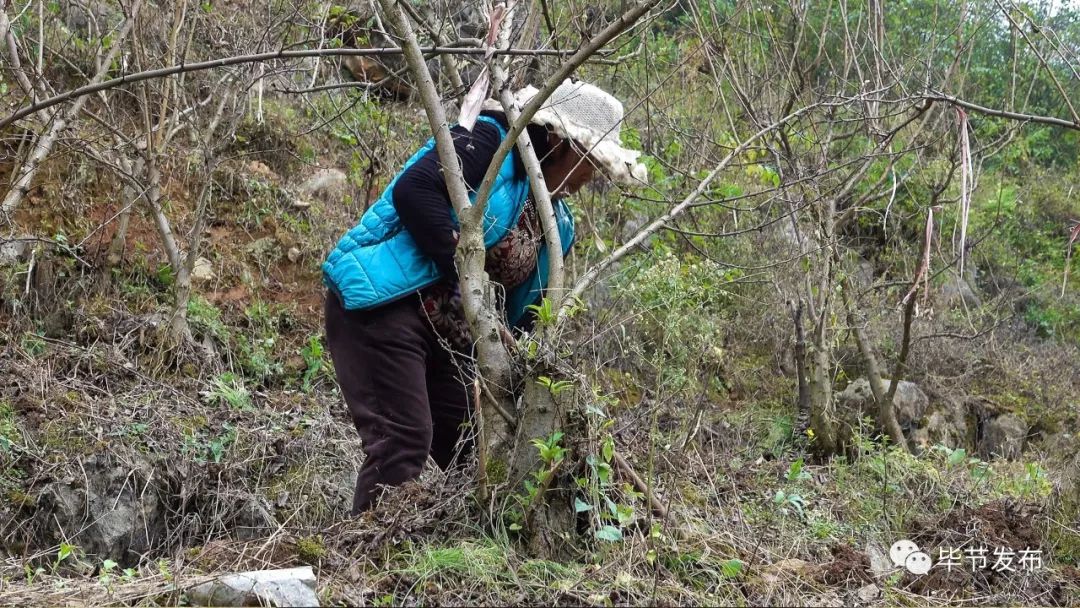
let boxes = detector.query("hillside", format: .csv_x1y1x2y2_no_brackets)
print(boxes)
0,0,1078,606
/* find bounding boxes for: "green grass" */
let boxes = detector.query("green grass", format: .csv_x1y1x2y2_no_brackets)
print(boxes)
0,401,19,453
397,541,508,582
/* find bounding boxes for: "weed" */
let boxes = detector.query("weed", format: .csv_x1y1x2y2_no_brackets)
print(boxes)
24,564,46,585
97,558,118,589
187,295,228,342
535,375,574,396
785,458,811,482
0,401,19,453
53,543,78,573
21,331,46,356
773,489,807,519
206,424,237,464
300,335,326,392
156,559,173,582
396,541,508,584
182,423,237,464
201,372,253,410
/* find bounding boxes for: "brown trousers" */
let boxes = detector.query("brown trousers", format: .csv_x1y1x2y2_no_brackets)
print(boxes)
324,291,474,514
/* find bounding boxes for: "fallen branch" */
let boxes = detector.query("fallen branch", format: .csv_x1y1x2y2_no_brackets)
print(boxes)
613,450,669,521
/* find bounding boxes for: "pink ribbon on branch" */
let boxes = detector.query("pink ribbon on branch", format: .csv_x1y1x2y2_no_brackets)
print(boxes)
457,1,513,131
902,205,942,308
956,107,973,278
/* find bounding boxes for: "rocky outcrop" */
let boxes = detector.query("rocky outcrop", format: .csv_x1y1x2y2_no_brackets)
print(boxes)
0,236,31,266
978,413,1028,460
940,276,981,309
838,378,929,429
34,452,170,564
840,380,1031,460
911,397,976,451
191,257,216,283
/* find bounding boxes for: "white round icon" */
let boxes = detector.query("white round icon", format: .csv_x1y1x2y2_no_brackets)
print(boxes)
890,539,920,568
905,551,933,575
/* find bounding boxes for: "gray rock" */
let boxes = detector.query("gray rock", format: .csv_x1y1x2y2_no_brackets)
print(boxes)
35,453,167,563
230,496,277,541
59,0,118,36
245,237,283,271
866,543,893,575
191,257,216,283
940,276,981,309
187,567,319,607
298,168,348,204
978,414,1028,460
854,258,876,289
0,237,30,266
856,583,881,603
912,397,974,451
839,378,929,429
769,218,808,255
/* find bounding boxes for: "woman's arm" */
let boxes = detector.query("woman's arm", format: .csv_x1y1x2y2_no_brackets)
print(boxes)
392,120,504,278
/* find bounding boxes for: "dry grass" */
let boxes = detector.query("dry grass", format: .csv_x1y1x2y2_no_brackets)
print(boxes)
1,327,1077,606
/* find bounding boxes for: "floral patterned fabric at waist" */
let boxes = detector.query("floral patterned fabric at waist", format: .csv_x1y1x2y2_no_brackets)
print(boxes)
420,199,542,350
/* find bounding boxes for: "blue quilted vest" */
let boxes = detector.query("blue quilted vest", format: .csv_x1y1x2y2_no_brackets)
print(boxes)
322,115,575,327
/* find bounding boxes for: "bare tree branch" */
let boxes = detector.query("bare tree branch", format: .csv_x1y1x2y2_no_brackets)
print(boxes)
1,0,141,216
471,0,662,217
926,92,1080,131
562,104,819,318
0,46,598,130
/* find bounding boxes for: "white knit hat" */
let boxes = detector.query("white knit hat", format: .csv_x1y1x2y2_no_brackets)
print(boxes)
484,80,648,185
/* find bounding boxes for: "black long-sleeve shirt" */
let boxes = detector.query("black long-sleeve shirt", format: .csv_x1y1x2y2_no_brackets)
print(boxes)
391,111,551,279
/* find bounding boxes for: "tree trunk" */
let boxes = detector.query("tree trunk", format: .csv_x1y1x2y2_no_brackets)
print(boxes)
840,273,910,452
377,0,662,557
376,0,518,475
515,374,575,558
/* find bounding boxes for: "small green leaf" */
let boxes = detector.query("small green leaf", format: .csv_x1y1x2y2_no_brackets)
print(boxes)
947,448,967,467
595,525,622,542
649,522,663,539
574,497,594,513
721,559,745,578
596,462,612,485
